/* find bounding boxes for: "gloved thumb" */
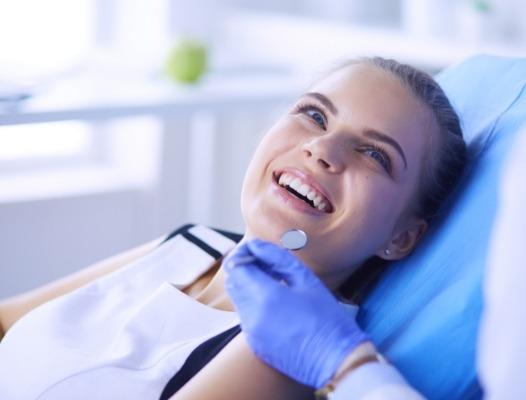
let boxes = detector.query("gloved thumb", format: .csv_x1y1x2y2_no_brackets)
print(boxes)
246,239,320,288
224,256,281,302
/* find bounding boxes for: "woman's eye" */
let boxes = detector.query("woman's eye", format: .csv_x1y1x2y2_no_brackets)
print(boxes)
361,147,392,173
305,108,326,129
295,104,327,129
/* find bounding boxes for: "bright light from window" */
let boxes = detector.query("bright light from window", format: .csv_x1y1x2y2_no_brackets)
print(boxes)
0,122,92,161
0,0,94,77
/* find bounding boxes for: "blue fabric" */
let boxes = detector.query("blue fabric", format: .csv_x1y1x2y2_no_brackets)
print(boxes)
358,55,526,400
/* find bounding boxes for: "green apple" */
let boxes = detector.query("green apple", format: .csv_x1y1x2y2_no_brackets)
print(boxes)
165,38,207,83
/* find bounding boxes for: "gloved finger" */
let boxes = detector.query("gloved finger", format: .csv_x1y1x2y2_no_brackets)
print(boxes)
225,241,288,281
223,242,269,275
246,239,321,287
223,254,257,270
223,241,253,266
225,260,281,302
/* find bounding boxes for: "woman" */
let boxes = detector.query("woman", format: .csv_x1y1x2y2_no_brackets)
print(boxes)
0,57,466,400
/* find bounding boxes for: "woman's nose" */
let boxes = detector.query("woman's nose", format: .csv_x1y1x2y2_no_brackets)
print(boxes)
302,134,345,173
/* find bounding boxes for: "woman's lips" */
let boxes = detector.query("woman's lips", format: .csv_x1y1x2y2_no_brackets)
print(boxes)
270,175,331,216
272,168,335,213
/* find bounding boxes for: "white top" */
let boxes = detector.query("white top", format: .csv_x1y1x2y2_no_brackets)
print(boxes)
0,224,239,400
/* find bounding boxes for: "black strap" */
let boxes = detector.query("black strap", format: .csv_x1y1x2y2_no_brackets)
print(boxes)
161,223,195,244
159,325,242,400
181,232,223,260
158,224,244,398
211,227,243,244
161,224,243,261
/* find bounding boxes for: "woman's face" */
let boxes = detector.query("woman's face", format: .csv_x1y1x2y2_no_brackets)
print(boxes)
240,64,436,289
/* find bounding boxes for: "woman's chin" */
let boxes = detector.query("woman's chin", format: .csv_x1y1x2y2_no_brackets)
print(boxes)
242,222,283,245
246,208,311,243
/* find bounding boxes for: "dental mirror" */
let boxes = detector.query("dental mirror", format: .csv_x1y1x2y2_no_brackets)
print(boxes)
280,228,308,251
225,228,308,269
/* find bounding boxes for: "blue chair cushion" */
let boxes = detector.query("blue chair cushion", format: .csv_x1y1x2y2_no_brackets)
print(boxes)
358,55,526,400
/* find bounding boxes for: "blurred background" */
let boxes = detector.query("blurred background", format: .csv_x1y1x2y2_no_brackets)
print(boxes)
1,0,525,298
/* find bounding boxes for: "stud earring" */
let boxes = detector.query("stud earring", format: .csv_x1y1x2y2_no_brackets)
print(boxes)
384,249,391,256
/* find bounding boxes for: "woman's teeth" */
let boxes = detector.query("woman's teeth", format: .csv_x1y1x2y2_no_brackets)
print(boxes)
278,172,329,212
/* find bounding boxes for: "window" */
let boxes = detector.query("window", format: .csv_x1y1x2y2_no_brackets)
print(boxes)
0,117,162,202
0,0,95,168
0,122,93,168
0,0,94,77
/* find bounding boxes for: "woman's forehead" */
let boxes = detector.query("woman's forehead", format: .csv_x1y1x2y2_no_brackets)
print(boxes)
310,64,428,129
312,64,408,101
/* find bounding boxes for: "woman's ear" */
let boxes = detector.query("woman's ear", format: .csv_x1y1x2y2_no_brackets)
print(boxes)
376,217,428,260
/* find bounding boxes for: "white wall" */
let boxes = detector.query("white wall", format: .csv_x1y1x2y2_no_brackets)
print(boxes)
0,109,282,298
0,190,157,296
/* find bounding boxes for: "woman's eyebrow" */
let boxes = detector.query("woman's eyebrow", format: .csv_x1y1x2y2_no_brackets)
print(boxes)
301,92,407,170
304,92,338,115
363,128,408,170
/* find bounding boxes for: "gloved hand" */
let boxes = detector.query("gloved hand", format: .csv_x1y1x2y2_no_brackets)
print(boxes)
224,239,369,388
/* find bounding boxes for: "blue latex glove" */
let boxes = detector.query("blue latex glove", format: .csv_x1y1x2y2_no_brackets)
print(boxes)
224,239,369,388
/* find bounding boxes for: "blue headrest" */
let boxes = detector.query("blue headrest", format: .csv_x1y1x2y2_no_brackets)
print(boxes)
358,55,526,399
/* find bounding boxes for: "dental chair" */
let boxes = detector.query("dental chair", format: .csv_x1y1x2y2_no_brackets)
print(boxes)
358,55,526,399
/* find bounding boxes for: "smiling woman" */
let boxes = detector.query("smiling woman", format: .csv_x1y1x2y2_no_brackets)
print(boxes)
0,57,466,400
239,58,462,293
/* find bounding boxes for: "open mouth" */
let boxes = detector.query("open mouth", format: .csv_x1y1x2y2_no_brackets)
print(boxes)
273,171,334,213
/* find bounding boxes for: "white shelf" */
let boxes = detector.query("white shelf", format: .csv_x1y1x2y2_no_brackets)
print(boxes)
2,10,525,127
0,68,304,126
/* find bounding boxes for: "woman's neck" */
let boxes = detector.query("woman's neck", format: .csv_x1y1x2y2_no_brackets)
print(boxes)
191,261,235,312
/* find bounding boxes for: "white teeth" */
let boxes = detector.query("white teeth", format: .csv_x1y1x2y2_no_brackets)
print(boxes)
290,178,301,190
298,184,310,197
277,172,331,212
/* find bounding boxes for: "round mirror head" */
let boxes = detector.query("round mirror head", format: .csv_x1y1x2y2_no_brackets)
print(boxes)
280,229,308,251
